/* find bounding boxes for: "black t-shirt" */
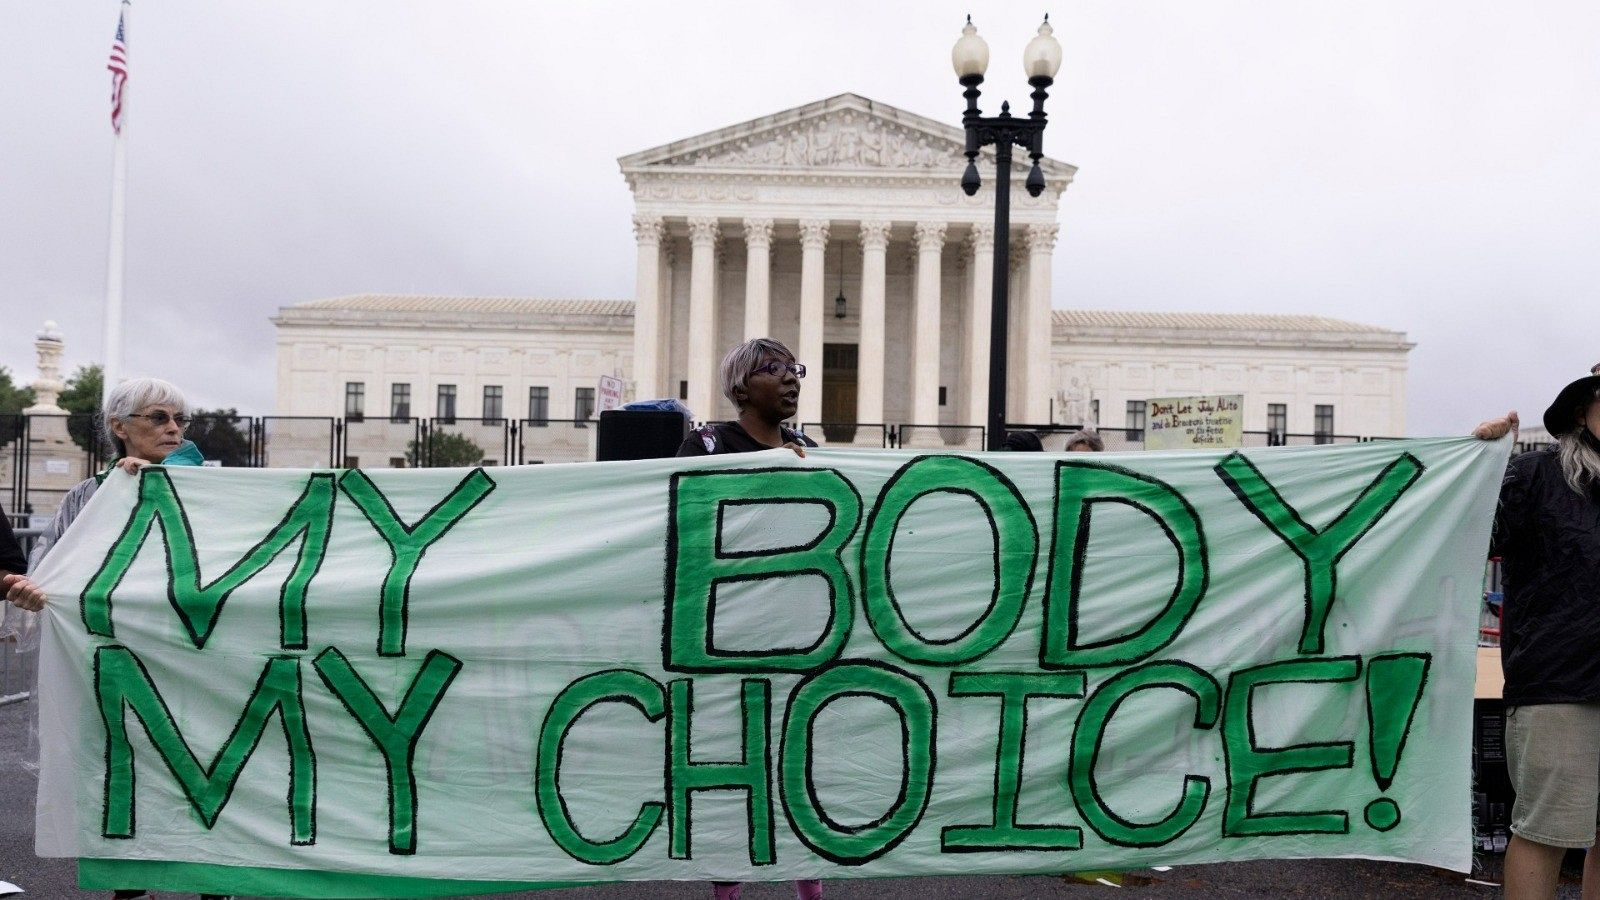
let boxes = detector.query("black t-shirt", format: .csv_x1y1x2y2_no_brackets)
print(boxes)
0,513,26,575
675,421,816,457
1492,447,1600,705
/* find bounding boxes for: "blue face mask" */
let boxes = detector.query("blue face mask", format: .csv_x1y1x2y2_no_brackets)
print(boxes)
161,440,205,467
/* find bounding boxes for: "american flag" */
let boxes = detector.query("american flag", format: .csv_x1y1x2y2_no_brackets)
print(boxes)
107,2,129,134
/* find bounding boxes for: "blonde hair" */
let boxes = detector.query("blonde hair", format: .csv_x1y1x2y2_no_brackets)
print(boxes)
1555,386,1600,495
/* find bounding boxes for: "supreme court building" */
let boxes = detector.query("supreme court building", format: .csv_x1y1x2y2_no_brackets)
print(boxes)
274,94,1412,447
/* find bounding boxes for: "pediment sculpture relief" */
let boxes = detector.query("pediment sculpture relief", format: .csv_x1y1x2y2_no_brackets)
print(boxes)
668,111,968,170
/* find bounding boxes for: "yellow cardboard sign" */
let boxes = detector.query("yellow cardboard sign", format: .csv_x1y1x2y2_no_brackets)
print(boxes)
1145,394,1244,450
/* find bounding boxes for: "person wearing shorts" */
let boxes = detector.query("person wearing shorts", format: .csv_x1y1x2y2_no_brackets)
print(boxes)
1477,371,1600,899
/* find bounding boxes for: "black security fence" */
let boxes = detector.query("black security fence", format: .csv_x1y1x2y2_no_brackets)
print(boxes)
0,409,1453,522
1007,424,1375,454
795,421,1384,453
2,414,601,520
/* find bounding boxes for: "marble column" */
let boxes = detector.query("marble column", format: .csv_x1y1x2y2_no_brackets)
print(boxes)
911,222,947,427
963,224,994,428
742,218,774,340
1024,224,1059,424
630,215,664,400
856,220,891,425
1007,243,1028,422
686,217,720,422
797,219,830,427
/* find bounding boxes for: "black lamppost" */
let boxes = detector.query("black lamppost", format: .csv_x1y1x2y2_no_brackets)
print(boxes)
952,15,1063,450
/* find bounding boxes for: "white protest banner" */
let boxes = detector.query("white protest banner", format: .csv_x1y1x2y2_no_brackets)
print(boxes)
1145,395,1245,451
31,438,1507,897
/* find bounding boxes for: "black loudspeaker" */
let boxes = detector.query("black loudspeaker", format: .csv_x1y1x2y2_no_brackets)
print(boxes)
596,409,690,462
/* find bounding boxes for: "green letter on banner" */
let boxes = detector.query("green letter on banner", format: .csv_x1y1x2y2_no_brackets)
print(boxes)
96,646,316,844
862,456,1039,665
1069,661,1220,847
666,468,862,672
1042,462,1209,669
313,646,463,854
338,468,496,658
1214,452,1424,654
780,661,935,865
1222,656,1360,837
943,671,1085,851
667,677,775,865
536,670,666,865
81,470,335,650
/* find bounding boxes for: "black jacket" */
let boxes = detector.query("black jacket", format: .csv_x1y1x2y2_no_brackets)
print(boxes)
0,514,25,575
1492,447,1600,705
675,422,816,457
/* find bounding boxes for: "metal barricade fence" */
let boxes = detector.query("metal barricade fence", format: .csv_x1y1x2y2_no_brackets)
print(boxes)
339,416,424,468
424,418,512,467
260,416,339,468
893,423,986,450
800,423,891,449
0,528,40,706
514,419,596,465
1,623,35,706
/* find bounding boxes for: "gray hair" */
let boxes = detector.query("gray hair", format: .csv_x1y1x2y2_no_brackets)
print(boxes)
1063,429,1105,452
102,377,187,456
1556,386,1600,495
719,338,795,411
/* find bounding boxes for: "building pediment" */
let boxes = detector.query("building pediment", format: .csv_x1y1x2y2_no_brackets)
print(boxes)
619,93,1074,181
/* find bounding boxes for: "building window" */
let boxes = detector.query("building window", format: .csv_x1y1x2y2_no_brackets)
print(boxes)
1090,399,1100,425
938,386,948,407
1126,400,1147,441
575,387,596,425
483,385,503,421
390,383,411,421
437,384,457,424
1314,405,1335,444
528,386,549,427
344,382,365,422
1267,403,1287,445
679,380,688,401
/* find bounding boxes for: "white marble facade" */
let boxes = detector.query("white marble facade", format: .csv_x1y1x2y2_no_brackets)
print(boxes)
273,93,1413,441
621,93,1072,430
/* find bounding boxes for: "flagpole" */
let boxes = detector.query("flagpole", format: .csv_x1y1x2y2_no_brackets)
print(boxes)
102,0,130,406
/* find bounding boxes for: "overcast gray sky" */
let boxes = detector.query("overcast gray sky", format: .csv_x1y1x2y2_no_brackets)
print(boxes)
2,1,1596,435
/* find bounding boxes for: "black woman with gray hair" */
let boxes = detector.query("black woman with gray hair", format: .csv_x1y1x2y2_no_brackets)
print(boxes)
0,377,226,900
677,337,814,460
675,339,819,900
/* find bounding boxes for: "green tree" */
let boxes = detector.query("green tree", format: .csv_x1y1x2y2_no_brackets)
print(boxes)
187,409,254,467
59,364,104,453
0,366,35,446
406,432,485,468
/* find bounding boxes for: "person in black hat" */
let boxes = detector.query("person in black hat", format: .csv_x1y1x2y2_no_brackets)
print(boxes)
1000,430,1043,452
1474,371,1600,900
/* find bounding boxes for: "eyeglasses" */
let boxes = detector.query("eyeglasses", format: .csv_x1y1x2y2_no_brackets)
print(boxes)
125,411,192,429
751,361,807,379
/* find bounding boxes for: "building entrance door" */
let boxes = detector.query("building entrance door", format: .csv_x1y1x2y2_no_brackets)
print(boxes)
821,343,858,443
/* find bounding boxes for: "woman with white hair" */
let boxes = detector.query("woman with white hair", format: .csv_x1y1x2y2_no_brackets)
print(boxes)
0,377,227,900
4,377,198,612
1474,371,1600,900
